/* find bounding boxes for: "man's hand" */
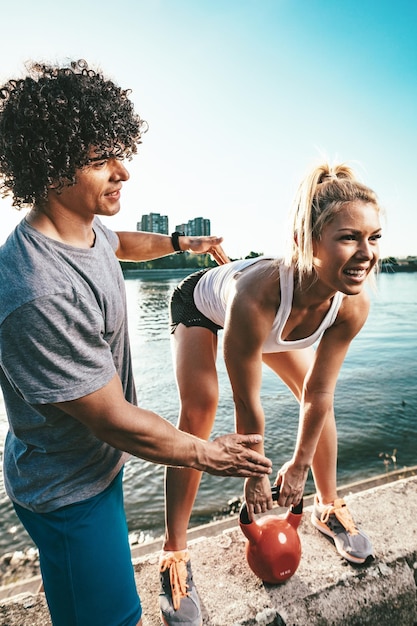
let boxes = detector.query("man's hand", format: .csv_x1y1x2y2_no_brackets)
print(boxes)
198,433,272,477
182,235,230,265
244,474,274,521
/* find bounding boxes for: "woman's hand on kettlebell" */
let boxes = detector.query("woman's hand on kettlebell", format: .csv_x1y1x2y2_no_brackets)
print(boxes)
275,459,309,508
244,475,274,521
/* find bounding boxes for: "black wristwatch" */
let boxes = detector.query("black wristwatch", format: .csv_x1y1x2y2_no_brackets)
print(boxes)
171,231,185,253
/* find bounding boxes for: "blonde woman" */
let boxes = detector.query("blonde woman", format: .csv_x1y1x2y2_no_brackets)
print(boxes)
159,162,382,626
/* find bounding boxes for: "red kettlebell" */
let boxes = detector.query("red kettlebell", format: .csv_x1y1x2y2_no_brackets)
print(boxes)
239,485,303,584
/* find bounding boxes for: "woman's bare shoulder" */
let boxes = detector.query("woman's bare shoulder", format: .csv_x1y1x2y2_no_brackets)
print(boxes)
333,289,371,336
234,259,281,308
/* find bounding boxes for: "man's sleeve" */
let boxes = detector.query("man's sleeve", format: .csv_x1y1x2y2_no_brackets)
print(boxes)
0,291,116,404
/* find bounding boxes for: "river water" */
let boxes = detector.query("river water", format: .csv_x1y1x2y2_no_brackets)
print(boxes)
0,270,416,556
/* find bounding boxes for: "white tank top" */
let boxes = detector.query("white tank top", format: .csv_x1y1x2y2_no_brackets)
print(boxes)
194,257,344,353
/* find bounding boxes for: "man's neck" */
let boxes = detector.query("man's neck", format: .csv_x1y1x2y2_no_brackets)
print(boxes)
27,206,96,248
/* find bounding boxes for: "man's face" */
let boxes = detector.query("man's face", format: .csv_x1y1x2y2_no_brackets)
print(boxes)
49,154,130,220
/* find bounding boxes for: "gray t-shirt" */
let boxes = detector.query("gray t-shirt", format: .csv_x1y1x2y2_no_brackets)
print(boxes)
0,217,134,512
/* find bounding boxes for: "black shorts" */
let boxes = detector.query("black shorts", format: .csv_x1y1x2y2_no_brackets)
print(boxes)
170,268,223,335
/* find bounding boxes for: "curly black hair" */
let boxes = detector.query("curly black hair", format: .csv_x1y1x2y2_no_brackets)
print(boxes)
0,59,148,208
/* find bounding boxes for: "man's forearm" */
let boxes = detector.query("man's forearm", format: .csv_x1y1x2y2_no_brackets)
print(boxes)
54,374,272,477
115,231,177,261
94,403,205,468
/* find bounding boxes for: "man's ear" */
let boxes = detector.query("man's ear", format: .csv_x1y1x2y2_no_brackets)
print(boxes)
48,176,72,192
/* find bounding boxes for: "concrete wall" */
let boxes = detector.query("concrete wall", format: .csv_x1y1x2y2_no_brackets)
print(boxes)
0,468,416,625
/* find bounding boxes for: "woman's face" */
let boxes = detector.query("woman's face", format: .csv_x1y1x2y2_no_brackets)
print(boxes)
312,201,382,296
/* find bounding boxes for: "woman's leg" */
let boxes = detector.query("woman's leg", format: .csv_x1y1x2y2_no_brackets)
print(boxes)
262,349,338,503
163,324,219,551
309,406,338,504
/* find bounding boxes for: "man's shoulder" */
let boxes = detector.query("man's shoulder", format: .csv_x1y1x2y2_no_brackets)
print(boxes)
0,223,67,324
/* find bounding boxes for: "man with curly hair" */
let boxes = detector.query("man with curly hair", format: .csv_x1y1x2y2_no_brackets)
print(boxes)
0,60,272,626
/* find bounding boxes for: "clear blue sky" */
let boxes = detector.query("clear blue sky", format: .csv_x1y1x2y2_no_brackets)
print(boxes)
0,0,416,259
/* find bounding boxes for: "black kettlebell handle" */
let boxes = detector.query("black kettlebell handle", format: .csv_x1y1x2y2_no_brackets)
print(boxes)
239,485,303,525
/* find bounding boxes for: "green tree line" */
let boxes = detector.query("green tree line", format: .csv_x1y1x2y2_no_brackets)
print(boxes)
119,250,263,272
120,253,417,273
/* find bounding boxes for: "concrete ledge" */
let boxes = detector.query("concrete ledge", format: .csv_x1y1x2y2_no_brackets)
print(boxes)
1,469,416,625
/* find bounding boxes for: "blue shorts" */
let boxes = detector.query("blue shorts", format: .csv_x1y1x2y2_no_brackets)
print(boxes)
13,470,142,626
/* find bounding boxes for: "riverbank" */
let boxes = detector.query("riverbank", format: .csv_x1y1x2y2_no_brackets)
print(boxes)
1,466,416,625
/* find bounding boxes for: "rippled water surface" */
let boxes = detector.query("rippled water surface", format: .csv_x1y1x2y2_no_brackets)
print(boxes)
0,270,416,555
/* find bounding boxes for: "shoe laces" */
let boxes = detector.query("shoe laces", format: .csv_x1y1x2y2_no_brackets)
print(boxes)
160,551,190,611
320,498,359,535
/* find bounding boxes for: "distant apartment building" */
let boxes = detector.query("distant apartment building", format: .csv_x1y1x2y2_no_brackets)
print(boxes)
138,213,211,237
137,212,169,234
175,217,211,236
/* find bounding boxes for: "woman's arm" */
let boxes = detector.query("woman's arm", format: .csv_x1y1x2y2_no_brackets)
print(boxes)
223,268,278,451
278,292,371,507
223,264,279,517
